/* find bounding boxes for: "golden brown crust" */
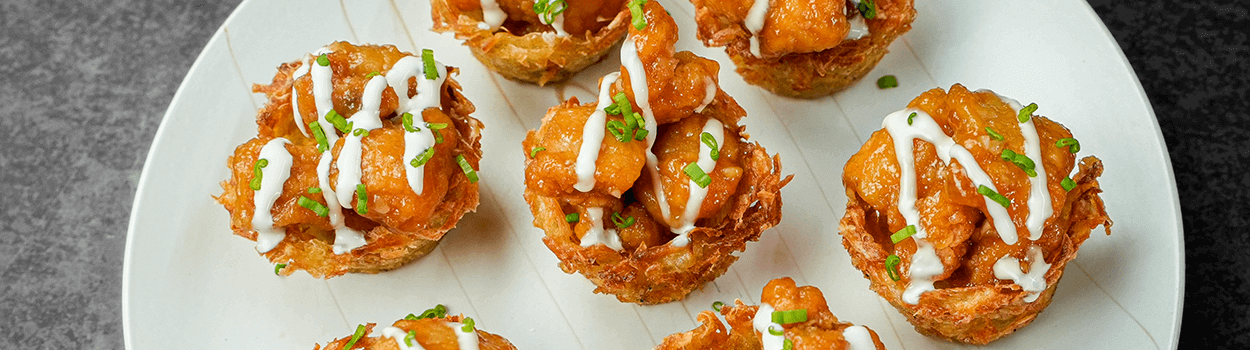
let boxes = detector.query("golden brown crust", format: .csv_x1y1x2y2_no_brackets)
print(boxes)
431,0,630,85
690,0,916,98
315,315,518,350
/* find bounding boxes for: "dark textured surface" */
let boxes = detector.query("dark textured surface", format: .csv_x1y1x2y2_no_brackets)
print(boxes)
0,0,1244,348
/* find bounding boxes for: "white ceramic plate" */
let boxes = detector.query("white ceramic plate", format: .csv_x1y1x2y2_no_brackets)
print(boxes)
122,0,1183,348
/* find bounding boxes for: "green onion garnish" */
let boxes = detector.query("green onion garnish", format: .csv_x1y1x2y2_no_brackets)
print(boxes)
1017,103,1038,123
327,109,350,134
783,339,794,350
455,154,478,183
1056,137,1080,153
876,75,898,89
771,309,808,325
422,49,438,80
890,225,917,244
355,184,368,215
1061,177,1077,191
250,158,268,190
628,0,648,30
907,112,917,125
310,121,330,152
352,128,369,137
885,254,901,281
404,313,418,320
417,304,448,319
427,122,448,144
402,112,420,132
461,317,475,332
611,212,635,228
606,120,629,142
532,0,568,24
274,263,286,275
712,301,724,312
410,147,436,168
683,163,712,188
308,187,322,194
1000,149,1038,177
565,213,579,223
985,126,1004,141
612,93,633,117
405,330,416,347
529,147,545,158
701,132,720,161
297,196,329,217
316,53,330,67
343,324,366,349
365,71,380,79
977,185,1010,208
857,0,877,19
632,127,648,141
768,325,783,336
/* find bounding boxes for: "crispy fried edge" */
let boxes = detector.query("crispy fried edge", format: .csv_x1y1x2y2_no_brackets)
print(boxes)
838,156,1112,344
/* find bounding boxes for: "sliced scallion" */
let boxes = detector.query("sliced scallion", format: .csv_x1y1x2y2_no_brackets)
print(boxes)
355,184,368,215
1000,149,1038,177
771,309,807,325
890,225,917,244
455,154,478,183
250,158,268,191
977,185,1010,208
1017,103,1038,123
461,317,475,332
410,147,436,168
342,324,366,349
1056,137,1080,153
1061,177,1077,191
768,325,783,336
310,121,330,152
857,0,877,19
611,212,635,228
712,301,724,312
907,112,917,125
683,162,712,188
316,53,330,67
529,147,546,158
885,254,901,281
274,263,286,275
297,196,329,217
402,112,420,132
422,49,438,80
877,75,898,89
985,126,1004,141
628,0,648,30
565,213,579,223
701,132,720,161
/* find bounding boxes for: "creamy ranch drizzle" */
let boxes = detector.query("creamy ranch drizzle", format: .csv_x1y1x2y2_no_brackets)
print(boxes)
317,151,365,254
382,326,428,350
252,138,294,253
994,94,1053,240
620,37,673,223
670,118,724,247
478,0,506,31
744,0,771,57
993,246,1051,302
574,72,622,193
334,76,388,210
580,207,624,250
752,303,785,350
290,57,312,137
694,76,716,113
388,55,448,196
842,325,875,350
446,322,481,350
309,48,340,148
845,15,869,40
536,0,569,36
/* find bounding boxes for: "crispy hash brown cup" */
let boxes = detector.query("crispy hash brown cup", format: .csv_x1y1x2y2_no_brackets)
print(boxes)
657,278,887,350
839,84,1112,344
432,0,630,85
522,1,791,304
315,312,517,350
216,42,482,278
689,0,916,98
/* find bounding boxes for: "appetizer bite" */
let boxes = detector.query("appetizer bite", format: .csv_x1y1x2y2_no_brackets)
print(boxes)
839,84,1112,344
216,42,483,278
658,278,886,350
688,0,916,98
315,305,517,350
522,0,791,304
431,0,631,85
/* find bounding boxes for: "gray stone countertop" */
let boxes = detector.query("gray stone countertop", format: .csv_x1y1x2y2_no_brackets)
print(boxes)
1,0,1245,348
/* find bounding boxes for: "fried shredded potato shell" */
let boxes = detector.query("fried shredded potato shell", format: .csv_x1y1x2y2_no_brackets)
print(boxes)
315,314,517,350
432,0,631,85
656,278,887,350
216,42,483,278
523,0,792,304
839,84,1112,344
689,0,916,98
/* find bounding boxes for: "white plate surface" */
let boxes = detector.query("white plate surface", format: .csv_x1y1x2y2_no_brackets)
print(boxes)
123,0,1183,349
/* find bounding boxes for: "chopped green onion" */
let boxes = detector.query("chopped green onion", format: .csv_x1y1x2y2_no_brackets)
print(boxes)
274,263,286,275
310,121,330,152
316,53,330,66
701,132,720,161
1017,103,1038,123
611,212,635,228
417,304,448,319
768,325,783,336
405,330,416,347
628,0,648,30
632,127,648,141
783,339,794,350
427,122,448,143
404,313,418,320
565,213,579,223
885,254,901,281
529,147,546,158
683,162,712,188
533,0,568,24
607,120,629,142
410,147,436,168
355,184,368,215
857,0,876,19
1061,177,1077,191
1000,149,1038,177
907,112,917,125
250,158,268,190
298,196,330,217
343,324,366,349
985,126,1004,141
876,75,898,89
402,112,421,132
327,109,351,134
353,128,369,137
977,185,1010,208
771,309,807,325
712,301,724,312
455,154,478,183
365,71,380,79
422,49,438,80
612,93,633,116
1055,137,1080,153
308,187,322,194
890,225,917,244
461,317,475,332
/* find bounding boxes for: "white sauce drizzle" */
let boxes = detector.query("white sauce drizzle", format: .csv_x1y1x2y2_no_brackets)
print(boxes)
317,152,365,254
536,0,569,37
334,76,388,210
445,322,481,350
620,37,673,225
845,15,869,41
694,76,716,113
843,325,875,350
252,138,294,253
580,207,624,251
994,94,1053,240
290,57,312,137
752,303,785,350
573,72,622,193
744,0,771,57
382,326,428,350
993,246,1051,302
670,118,724,247
478,0,506,31
309,47,339,149
387,55,448,196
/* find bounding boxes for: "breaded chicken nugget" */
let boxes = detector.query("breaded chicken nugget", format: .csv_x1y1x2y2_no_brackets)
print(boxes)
315,307,516,350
